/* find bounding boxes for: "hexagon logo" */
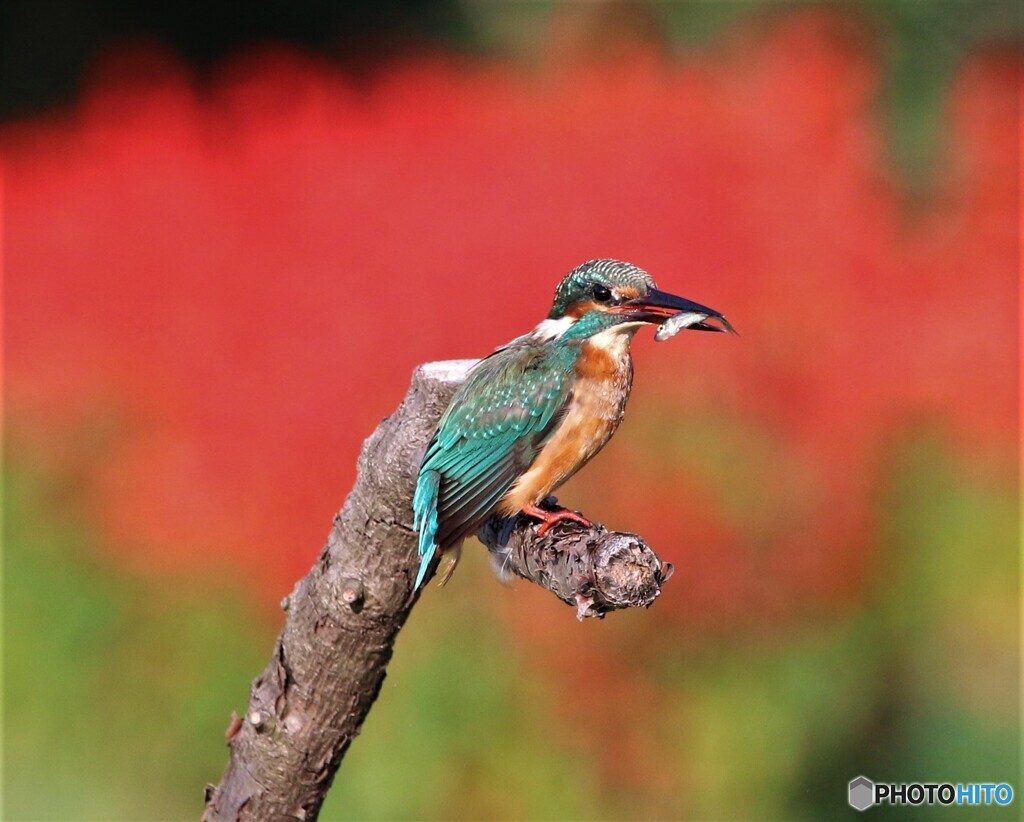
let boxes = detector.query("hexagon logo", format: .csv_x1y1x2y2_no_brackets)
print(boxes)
848,776,875,811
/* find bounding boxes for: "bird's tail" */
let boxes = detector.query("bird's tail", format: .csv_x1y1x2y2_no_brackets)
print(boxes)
412,469,441,589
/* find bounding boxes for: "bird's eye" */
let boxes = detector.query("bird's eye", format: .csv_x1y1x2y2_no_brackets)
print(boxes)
592,284,612,302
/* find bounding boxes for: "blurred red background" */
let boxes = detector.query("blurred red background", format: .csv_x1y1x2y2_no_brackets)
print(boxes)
3,6,1018,819
8,12,1015,585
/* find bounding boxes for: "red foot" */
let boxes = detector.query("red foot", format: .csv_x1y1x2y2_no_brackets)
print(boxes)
521,503,593,536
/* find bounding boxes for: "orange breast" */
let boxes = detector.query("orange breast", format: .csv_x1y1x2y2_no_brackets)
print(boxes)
498,338,633,515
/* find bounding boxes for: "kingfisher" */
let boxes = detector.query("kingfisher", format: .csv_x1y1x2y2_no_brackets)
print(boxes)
412,259,734,589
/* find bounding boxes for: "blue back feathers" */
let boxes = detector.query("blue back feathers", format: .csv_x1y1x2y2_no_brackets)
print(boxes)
411,342,577,588
412,469,440,588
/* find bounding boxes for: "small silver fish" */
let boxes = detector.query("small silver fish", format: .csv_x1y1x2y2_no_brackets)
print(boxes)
654,311,710,342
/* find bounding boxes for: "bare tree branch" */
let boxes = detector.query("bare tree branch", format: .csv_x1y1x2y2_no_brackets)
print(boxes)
202,360,671,821
480,509,673,620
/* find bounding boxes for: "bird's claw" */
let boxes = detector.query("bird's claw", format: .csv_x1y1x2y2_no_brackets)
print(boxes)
521,503,593,537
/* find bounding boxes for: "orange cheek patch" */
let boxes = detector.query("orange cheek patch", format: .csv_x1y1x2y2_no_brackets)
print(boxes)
566,299,600,318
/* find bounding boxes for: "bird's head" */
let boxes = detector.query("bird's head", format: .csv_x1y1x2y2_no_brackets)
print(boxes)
546,259,735,340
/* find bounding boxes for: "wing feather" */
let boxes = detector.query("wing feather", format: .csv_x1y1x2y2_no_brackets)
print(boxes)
419,342,575,553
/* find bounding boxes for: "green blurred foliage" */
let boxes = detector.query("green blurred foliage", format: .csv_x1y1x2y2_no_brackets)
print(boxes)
860,0,1020,191
469,0,1022,191
5,432,1017,819
4,465,272,819
322,576,602,821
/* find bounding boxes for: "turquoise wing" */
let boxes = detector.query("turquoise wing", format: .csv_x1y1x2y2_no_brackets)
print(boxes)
413,343,575,588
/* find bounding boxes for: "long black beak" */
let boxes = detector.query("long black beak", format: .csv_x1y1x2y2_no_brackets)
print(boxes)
613,288,737,334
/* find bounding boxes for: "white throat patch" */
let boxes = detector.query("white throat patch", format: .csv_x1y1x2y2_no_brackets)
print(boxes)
532,316,575,341
587,321,643,354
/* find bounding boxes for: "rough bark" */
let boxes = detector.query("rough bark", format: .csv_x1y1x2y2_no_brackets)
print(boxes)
202,360,670,821
481,509,673,619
